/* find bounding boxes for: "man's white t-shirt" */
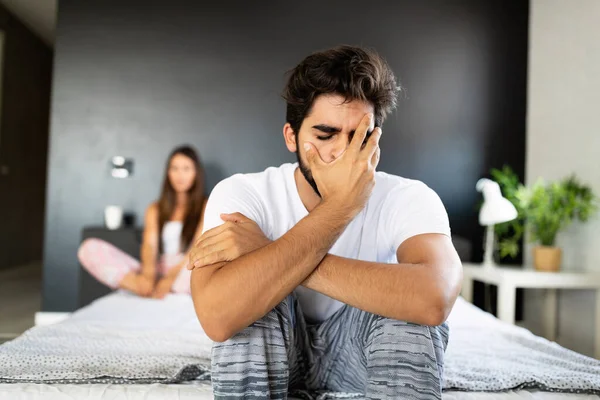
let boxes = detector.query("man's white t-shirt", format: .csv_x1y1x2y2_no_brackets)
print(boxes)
202,163,451,323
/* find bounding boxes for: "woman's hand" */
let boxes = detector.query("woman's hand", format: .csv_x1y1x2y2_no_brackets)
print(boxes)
152,277,174,299
136,274,155,297
188,212,271,270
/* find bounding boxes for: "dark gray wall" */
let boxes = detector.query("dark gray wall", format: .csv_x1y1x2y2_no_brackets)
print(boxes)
0,6,53,270
43,0,528,311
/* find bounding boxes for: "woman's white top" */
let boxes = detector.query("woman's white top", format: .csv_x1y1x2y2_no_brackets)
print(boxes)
161,221,183,255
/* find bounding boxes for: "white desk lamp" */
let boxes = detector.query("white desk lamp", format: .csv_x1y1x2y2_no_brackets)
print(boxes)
476,178,518,269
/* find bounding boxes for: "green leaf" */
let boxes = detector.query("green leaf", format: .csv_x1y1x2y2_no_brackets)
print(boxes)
483,167,599,258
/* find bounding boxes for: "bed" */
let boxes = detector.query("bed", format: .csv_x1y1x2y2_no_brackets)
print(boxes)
1,291,599,400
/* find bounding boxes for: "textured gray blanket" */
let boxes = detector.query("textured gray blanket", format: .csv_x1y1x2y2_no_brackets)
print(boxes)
0,321,210,384
443,298,600,395
1,293,599,396
0,292,211,384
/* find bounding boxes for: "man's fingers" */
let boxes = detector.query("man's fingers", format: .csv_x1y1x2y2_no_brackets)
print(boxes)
193,249,225,269
197,228,234,251
303,142,326,169
220,212,250,223
350,113,374,154
192,241,229,268
195,221,232,245
197,213,254,247
191,224,240,268
362,127,382,160
371,146,381,169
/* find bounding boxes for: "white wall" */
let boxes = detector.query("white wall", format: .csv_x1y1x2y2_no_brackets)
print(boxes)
524,0,600,357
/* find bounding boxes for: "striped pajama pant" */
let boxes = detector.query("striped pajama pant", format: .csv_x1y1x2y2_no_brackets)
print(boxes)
212,294,449,399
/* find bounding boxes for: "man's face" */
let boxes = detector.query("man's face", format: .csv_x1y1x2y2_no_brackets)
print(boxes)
292,94,375,196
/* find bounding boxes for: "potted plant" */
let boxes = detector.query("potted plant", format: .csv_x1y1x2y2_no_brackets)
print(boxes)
516,176,598,271
489,166,526,261
484,167,598,271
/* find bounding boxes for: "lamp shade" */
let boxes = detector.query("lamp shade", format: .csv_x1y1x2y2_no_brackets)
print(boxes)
476,178,518,226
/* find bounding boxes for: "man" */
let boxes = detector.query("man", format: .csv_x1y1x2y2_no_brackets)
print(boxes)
189,45,462,399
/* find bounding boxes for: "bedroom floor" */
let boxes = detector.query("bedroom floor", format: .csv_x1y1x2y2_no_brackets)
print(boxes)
0,262,42,344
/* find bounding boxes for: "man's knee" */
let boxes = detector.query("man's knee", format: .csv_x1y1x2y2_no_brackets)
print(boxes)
211,295,296,399
232,294,296,344
212,295,296,360
367,317,449,354
429,321,450,353
363,317,448,397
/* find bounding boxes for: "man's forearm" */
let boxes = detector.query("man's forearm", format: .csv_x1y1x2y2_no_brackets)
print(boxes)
194,201,353,340
303,255,458,325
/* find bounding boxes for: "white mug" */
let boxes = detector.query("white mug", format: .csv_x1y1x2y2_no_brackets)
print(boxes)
104,205,123,230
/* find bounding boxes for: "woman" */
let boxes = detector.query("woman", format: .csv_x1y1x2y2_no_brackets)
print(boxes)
78,145,207,298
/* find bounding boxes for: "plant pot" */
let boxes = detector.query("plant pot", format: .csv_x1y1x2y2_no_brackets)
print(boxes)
533,246,562,272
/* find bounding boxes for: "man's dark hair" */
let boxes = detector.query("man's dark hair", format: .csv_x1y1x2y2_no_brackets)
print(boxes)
282,45,400,135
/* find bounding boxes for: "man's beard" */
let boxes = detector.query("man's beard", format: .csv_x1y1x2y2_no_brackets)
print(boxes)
296,151,321,197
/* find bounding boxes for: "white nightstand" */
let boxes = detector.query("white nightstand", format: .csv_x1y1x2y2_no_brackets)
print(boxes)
461,262,600,359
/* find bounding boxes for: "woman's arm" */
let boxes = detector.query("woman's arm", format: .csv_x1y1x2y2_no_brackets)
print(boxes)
164,198,209,279
152,198,209,299
140,203,160,280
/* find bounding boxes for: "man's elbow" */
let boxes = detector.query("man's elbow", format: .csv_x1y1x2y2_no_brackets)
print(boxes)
196,309,236,343
191,272,235,342
424,285,459,326
422,261,462,326
202,319,235,343
423,299,451,326
192,295,235,342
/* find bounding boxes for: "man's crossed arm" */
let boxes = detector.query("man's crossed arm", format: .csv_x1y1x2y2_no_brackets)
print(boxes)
191,211,462,343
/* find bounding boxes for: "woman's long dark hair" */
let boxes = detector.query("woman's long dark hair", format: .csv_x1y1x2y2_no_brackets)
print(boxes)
157,146,205,254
